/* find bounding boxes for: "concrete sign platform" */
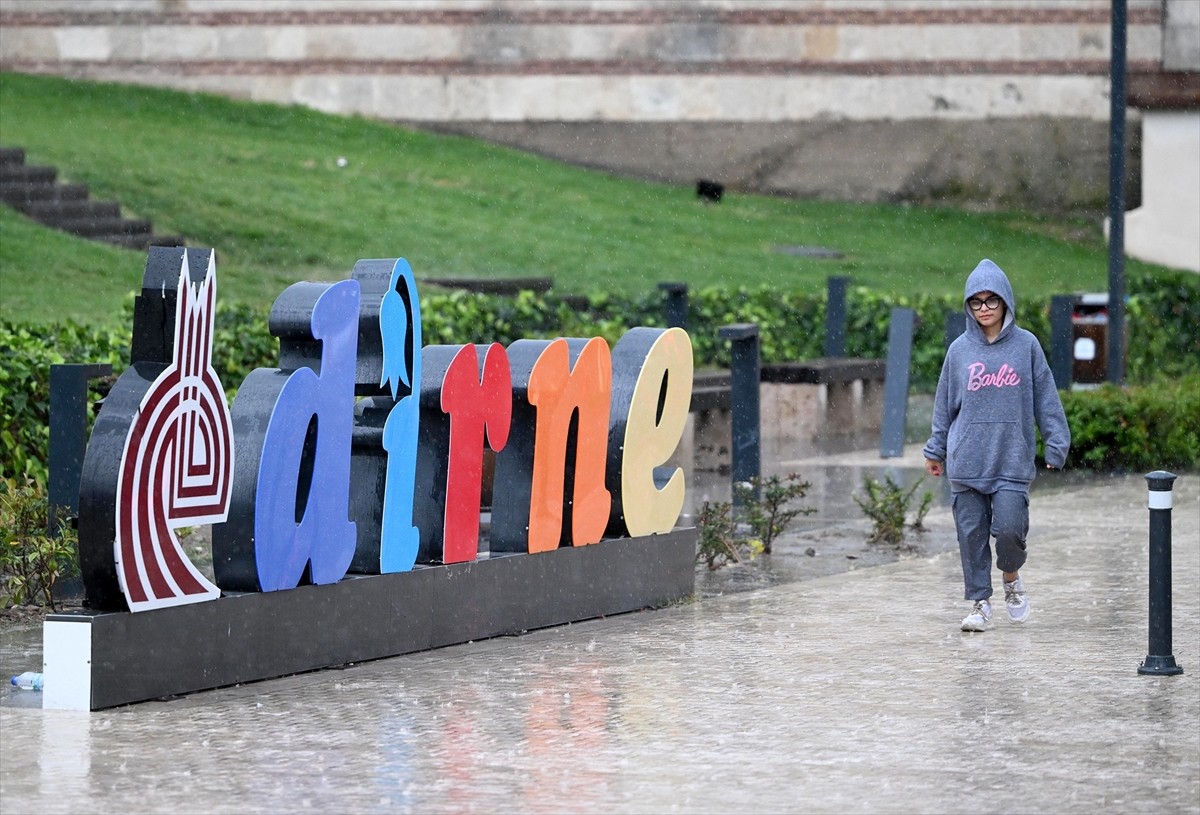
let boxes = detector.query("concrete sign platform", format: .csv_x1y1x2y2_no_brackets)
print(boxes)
43,529,696,710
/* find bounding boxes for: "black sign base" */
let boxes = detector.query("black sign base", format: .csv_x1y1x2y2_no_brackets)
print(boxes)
43,529,696,710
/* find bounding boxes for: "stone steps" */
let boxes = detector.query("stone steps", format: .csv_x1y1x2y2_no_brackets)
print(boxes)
0,146,185,250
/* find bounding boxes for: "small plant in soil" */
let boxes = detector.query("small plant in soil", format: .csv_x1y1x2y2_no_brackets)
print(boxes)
1,476,80,611
697,472,815,569
853,473,933,546
733,472,817,554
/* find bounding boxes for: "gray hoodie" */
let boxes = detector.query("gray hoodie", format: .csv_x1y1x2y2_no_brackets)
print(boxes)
923,259,1070,494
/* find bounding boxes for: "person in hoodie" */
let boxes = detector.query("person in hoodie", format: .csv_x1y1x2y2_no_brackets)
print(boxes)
923,259,1071,632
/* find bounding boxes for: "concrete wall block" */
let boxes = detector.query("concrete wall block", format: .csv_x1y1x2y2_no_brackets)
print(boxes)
599,26,662,61
264,26,307,60
446,76,490,120
106,27,147,61
859,379,884,435
1044,75,1111,119
837,26,907,61
554,76,609,120
520,24,599,61
285,23,332,61
723,27,807,61
692,407,731,474
804,25,840,61
825,382,858,435
711,77,776,121
378,76,451,120
889,25,1034,61
651,22,724,63
245,76,295,105
480,76,533,120
466,22,544,63
594,76,636,120
1164,26,1200,72
0,28,59,60
773,77,835,120
501,75,561,120
211,27,282,61
672,75,719,119
293,75,375,117
137,26,221,61
306,25,460,60
1161,0,1200,70
629,76,686,119
1165,0,1200,71
54,27,113,61
562,26,614,60
1021,25,1086,60
760,382,825,464
1126,24,1166,63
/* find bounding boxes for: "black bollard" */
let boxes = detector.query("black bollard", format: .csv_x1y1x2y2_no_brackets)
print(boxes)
1049,295,1075,390
658,282,689,330
880,307,914,458
718,323,761,504
1138,470,1183,676
943,310,966,350
48,363,113,535
824,276,849,358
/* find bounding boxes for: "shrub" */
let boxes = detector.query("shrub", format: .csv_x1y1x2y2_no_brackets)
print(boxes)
732,472,816,554
697,473,816,568
0,319,126,487
2,267,1195,490
853,474,933,546
1124,269,1200,382
0,476,79,610
695,500,747,571
1060,374,1200,471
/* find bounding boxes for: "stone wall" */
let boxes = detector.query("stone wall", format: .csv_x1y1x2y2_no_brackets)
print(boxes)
0,0,1181,212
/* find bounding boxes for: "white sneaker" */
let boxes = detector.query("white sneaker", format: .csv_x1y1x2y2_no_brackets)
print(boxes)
1004,577,1030,622
961,599,993,632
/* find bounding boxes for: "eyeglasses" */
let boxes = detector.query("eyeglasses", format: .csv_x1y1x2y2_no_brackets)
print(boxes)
967,296,1002,312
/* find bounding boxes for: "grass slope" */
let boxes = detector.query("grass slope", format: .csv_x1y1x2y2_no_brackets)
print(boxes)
0,71,1153,326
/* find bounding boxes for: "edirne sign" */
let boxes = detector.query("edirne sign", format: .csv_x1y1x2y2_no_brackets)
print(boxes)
43,247,697,710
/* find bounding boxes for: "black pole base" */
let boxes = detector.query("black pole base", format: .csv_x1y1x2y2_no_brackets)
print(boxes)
1138,655,1184,676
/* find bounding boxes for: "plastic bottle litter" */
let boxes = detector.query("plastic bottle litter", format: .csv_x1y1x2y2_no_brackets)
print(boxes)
10,672,43,691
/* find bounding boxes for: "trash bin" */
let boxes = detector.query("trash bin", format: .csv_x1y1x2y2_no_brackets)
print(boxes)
1071,293,1115,385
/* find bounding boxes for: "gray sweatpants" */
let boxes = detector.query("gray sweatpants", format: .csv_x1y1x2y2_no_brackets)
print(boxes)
952,488,1029,601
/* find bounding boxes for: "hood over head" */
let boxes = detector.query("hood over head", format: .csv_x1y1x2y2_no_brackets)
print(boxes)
962,258,1016,340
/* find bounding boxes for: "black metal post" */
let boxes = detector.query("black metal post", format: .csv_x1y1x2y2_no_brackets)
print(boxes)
1107,0,1127,384
1139,470,1183,676
658,282,689,330
1050,295,1076,390
48,363,113,535
943,311,965,350
718,323,760,503
880,308,914,458
824,276,849,358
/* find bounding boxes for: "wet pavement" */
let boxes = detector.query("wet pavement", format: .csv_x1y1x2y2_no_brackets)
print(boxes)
1,444,1197,814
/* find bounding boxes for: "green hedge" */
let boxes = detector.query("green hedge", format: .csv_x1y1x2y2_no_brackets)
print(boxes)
2,268,1197,486
0,321,127,487
1061,375,1200,471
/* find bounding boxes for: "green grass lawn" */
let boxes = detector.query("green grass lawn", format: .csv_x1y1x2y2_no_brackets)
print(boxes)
0,71,1164,326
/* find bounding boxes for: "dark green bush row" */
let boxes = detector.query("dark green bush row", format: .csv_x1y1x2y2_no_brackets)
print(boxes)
3,268,1196,485
1060,375,1200,472
0,321,127,487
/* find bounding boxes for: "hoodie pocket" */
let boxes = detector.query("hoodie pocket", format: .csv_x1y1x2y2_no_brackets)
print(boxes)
950,421,1030,481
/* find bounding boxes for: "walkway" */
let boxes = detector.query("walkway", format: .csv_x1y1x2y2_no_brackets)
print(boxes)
1,447,1197,814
